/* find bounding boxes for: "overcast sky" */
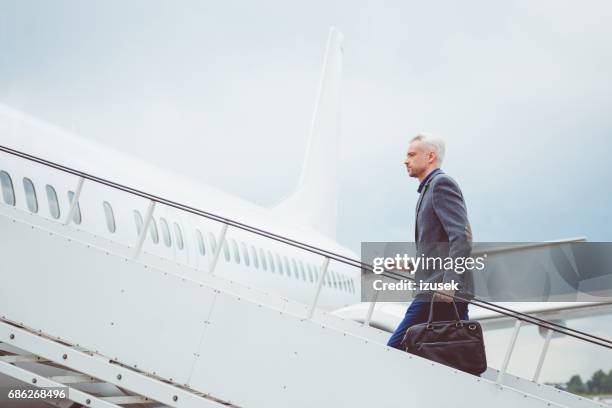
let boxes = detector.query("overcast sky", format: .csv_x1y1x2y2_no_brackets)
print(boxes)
1,0,611,384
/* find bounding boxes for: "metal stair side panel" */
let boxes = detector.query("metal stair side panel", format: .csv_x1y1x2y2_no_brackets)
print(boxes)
186,289,573,408
0,214,216,386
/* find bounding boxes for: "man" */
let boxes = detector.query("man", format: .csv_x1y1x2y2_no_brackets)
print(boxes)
387,134,474,349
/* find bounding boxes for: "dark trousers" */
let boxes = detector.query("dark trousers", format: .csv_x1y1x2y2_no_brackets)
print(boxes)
387,297,469,349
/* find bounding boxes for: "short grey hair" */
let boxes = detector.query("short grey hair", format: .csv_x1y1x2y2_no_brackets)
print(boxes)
411,134,446,165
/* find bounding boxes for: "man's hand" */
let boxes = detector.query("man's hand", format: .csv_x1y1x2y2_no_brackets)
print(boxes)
434,289,455,303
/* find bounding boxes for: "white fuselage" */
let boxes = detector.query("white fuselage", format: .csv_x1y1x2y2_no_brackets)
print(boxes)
0,104,360,310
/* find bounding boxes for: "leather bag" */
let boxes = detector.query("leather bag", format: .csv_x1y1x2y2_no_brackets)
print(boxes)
401,296,487,375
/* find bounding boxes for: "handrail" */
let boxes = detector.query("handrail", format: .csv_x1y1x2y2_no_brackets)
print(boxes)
470,296,612,344
0,144,610,352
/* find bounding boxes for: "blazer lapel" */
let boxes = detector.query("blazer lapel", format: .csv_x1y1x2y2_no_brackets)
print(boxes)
414,194,424,242
414,170,442,242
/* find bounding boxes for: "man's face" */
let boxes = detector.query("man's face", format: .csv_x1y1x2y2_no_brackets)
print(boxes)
404,140,431,178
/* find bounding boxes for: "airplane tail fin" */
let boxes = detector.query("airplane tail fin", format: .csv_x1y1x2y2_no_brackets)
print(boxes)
272,27,344,238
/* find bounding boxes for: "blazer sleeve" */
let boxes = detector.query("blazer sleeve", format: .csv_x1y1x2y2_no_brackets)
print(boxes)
431,176,473,286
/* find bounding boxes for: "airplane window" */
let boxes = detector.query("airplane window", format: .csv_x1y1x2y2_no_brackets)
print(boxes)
291,259,298,279
196,229,206,255
275,253,283,275
259,248,267,271
150,218,159,244
324,270,330,287
267,251,275,273
22,177,37,213
134,210,144,235
174,223,184,250
208,232,217,254
250,245,259,269
298,261,306,281
231,239,240,263
312,264,318,283
306,264,314,283
0,170,15,206
160,218,171,247
222,241,230,261
46,185,60,219
283,256,290,277
103,201,116,233
67,191,82,224
241,242,250,266
332,271,339,289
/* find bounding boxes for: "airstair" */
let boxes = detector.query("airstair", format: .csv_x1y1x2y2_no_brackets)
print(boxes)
0,145,610,408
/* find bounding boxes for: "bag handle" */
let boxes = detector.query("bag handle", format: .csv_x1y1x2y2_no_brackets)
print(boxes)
426,294,462,329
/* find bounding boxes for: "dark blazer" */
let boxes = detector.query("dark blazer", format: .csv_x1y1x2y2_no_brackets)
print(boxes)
414,169,474,299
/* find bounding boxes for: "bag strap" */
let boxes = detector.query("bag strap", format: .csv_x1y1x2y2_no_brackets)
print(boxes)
427,294,462,326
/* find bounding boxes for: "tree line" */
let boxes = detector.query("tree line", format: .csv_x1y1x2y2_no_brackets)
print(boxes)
563,369,612,395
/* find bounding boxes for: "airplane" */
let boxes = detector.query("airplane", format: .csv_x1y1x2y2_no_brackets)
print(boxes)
0,29,360,314
0,30,610,408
